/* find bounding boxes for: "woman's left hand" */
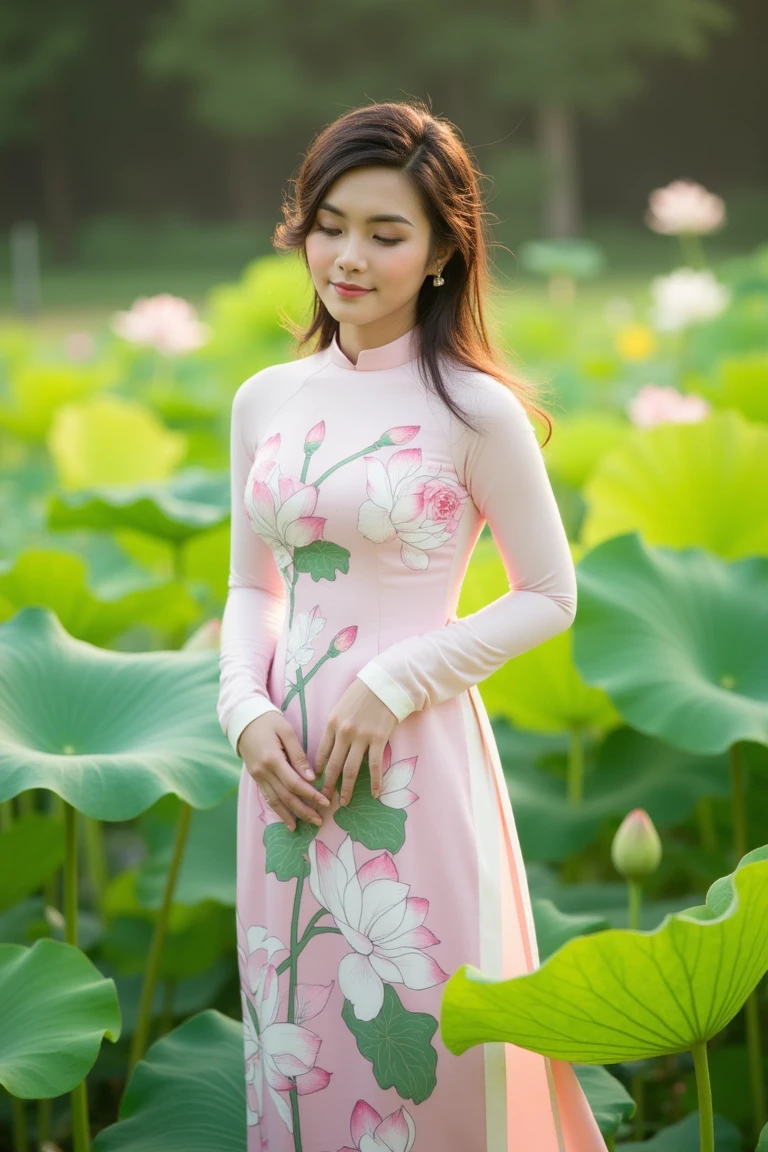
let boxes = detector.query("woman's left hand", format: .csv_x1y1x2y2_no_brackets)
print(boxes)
314,678,399,805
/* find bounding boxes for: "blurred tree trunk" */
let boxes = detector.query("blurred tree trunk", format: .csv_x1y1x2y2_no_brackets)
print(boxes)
39,85,75,262
535,102,581,236
532,0,581,237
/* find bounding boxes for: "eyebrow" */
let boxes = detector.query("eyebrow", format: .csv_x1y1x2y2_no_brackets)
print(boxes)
317,200,415,227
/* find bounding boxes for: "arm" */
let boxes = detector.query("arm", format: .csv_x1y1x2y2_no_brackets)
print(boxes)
217,381,285,756
355,382,577,721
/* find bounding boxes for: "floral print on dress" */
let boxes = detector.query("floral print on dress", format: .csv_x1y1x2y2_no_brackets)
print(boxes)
307,833,449,1022
357,447,468,570
327,1099,416,1152
284,605,327,695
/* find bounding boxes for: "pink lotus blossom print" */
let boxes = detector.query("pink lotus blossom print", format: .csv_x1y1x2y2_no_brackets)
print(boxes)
328,1099,416,1152
307,834,449,1022
357,448,468,570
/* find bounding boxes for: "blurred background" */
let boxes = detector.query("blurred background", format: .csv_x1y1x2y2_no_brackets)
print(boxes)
1,0,766,321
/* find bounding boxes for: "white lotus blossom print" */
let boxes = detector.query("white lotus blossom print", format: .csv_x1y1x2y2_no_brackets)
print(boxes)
357,447,467,571
237,914,331,1132
377,742,419,809
307,834,449,1022
245,433,327,574
285,605,327,693
327,1098,416,1152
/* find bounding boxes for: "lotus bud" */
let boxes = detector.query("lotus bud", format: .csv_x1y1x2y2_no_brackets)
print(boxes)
611,808,662,881
380,425,419,446
329,625,358,656
304,421,326,453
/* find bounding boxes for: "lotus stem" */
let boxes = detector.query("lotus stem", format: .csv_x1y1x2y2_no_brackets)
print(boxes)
37,1097,52,1146
18,790,35,817
630,1069,645,1140
729,742,748,862
690,1041,714,1152
627,880,642,931
0,799,12,830
128,800,193,1076
81,816,109,918
10,1093,28,1152
63,801,92,1152
678,232,707,270
694,796,717,852
745,985,766,1141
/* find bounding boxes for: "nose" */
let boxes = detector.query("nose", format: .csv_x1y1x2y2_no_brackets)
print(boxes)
335,235,367,272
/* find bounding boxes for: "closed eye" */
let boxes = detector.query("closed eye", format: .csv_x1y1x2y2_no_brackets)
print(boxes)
316,225,401,246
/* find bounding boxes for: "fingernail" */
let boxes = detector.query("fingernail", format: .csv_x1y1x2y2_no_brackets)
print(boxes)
304,768,315,779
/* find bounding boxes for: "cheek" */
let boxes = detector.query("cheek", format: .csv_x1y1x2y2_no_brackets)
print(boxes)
380,246,426,283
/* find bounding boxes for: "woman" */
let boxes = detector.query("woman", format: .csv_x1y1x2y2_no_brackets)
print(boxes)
217,98,608,1152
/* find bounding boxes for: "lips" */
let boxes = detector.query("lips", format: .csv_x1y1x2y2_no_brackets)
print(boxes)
333,282,371,292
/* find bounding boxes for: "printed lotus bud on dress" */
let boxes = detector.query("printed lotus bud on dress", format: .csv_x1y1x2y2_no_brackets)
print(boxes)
645,180,726,235
611,808,663,881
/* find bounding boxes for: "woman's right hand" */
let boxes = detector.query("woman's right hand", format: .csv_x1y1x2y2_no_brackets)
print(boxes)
237,711,331,832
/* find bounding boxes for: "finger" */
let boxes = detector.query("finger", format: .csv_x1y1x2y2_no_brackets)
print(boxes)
368,743,385,800
259,782,295,832
319,735,348,800
271,778,325,827
339,741,366,807
274,758,331,811
280,725,318,782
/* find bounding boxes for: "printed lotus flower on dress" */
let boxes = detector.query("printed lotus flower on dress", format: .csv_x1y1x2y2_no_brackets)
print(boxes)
328,1099,416,1152
110,292,211,355
357,447,468,570
645,179,726,236
245,434,327,572
237,913,331,1132
307,834,448,1022
377,742,419,809
285,605,327,693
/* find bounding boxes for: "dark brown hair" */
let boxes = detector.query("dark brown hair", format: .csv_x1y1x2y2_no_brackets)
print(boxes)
273,98,554,445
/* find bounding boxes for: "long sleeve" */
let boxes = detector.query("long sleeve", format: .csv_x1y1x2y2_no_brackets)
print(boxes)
355,381,577,722
217,380,286,756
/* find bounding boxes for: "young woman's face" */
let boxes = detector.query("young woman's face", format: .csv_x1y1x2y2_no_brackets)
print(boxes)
305,166,449,345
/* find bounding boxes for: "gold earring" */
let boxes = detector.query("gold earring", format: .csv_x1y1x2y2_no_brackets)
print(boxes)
433,265,445,287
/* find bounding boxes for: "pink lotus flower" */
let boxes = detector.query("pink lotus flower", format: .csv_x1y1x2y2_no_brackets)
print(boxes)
245,434,326,573
645,180,726,236
328,1099,416,1152
627,384,710,429
110,293,211,356
307,834,448,1022
357,449,467,570
237,914,331,1132
377,743,419,809
650,268,731,332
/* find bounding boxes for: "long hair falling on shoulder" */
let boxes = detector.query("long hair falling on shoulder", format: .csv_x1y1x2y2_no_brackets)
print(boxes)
273,98,556,446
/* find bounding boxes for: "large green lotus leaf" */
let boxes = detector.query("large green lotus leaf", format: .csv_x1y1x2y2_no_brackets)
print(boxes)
0,814,65,912
461,539,617,731
135,789,237,909
542,411,630,490
692,354,768,424
93,1010,245,1152
0,607,238,820
440,849,768,1063
581,409,768,559
573,533,768,755
48,394,187,489
0,938,121,1097
498,723,730,862
0,548,200,644
573,1064,635,1140
48,467,230,545
758,1121,768,1151
0,362,116,442
616,1110,743,1151
531,898,610,960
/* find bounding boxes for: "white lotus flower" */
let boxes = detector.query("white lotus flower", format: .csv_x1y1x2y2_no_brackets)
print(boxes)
307,834,448,1022
377,742,419,809
285,605,327,693
650,268,730,332
110,293,210,355
646,180,726,235
627,384,710,429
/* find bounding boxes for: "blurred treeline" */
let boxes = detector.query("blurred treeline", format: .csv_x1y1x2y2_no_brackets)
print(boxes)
1,0,767,266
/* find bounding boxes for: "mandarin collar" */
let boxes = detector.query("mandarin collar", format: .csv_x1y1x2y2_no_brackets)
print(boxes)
328,325,420,371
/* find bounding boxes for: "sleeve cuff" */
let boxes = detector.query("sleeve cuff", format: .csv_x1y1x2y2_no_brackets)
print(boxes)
227,697,282,756
356,664,417,723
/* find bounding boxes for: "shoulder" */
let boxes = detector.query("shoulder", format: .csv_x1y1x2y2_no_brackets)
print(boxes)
231,350,326,421
442,361,537,441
